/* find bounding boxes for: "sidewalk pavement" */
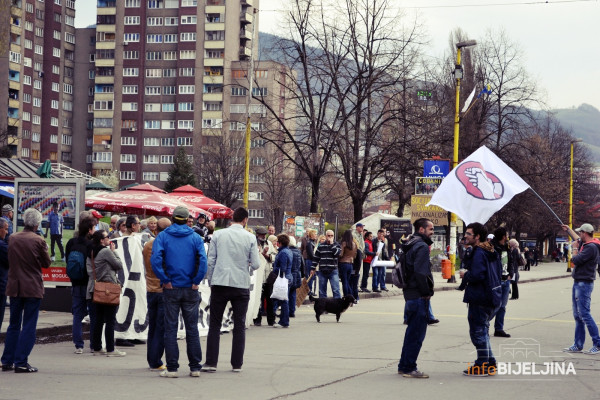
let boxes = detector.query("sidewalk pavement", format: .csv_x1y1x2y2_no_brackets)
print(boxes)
0,261,571,336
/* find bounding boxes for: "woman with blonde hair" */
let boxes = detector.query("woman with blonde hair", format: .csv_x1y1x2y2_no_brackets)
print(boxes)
509,239,521,300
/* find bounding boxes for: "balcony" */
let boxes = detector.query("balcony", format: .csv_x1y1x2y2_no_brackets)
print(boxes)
204,40,225,49
239,46,251,59
241,0,254,5
95,59,115,67
204,58,224,67
205,22,225,31
240,27,252,40
94,76,115,84
203,75,224,84
9,99,19,109
240,11,253,24
203,93,223,102
202,111,222,119
205,5,225,13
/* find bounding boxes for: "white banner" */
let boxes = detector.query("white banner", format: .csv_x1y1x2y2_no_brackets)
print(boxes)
427,146,530,225
110,235,261,340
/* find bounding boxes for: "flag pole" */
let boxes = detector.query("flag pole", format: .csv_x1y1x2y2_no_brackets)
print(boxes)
529,188,564,225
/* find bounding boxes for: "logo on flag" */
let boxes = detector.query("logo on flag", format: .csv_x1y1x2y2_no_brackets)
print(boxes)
456,161,504,200
426,146,530,225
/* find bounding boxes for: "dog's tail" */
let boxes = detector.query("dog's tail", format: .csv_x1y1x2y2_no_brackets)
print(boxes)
309,294,316,302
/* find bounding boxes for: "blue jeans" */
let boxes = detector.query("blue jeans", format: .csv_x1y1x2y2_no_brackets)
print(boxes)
147,292,165,369
404,302,435,323
273,286,290,327
360,262,371,289
468,304,496,366
572,281,600,349
86,299,97,351
163,287,202,372
493,280,511,331
398,298,428,373
1,297,41,367
288,287,297,317
71,285,88,349
206,286,250,369
50,234,64,258
372,266,385,290
349,274,360,301
304,260,315,292
317,269,341,299
339,262,353,297
0,267,7,332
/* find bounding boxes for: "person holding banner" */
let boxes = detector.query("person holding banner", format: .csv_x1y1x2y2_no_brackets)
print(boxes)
204,207,261,372
371,230,390,292
151,206,207,378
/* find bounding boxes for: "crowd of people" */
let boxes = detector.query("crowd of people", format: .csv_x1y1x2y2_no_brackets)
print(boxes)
1,203,600,380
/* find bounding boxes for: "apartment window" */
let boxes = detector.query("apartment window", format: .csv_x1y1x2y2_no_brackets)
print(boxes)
23,112,31,121
148,0,163,8
178,102,194,111
64,83,73,94
120,171,136,180
64,66,74,77
251,139,266,148
181,0,197,6
231,87,247,96
22,148,30,158
63,101,73,111
65,15,75,26
177,137,193,146
178,120,194,129
145,103,160,112
32,132,41,142
147,17,163,26
203,102,222,111
121,154,137,163
123,85,138,94
143,172,159,181
165,0,178,7
163,51,177,60
202,119,222,129
121,137,137,146
123,68,139,76
165,17,178,25
143,155,159,164
33,97,41,107
52,65,60,74
23,94,32,103
161,138,174,146
163,69,176,78
146,34,163,43
23,75,32,85
162,120,176,129
232,70,248,79
61,152,72,162
89,70,95,79
253,88,268,96
146,68,162,78
35,27,43,37
53,30,61,40
144,120,161,129
255,70,269,78
54,13,61,23
161,155,174,164
163,85,176,94
180,32,196,42
179,85,195,94
125,0,141,7
249,174,265,183
50,118,59,127
248,209,264,218
62,135,73,145
251,157,265,166
34,62,42,71
65,32,76,44
124,16,140,25
179,50,196,59
34,80,42,90
230,104,245,114
164,34,177,43
52,82,60,92
144,138,160,147
24,39,32,49
124,33,140,42
34,45,43,55
26,3,34,12
162,103,175,112
122,102,138,111
32,115,41,125
205,50,224,59
181,15,197,24
123,51,139,59
36,9,44,20
50,134,58,143
93,152,113,162
94,118,114,128
179,67,195,77
145,86,161,95
25,21,33,31
205,31,225,41
51,100,59,109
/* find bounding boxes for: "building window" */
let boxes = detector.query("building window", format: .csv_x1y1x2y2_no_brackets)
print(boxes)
33,115,41,125
144,120,161,129
177,120,194,129
144,138,160,147
146,68,162,78
163,51,177,60
62,135,73,145
61,152,72,162
205,31,225,41
145,86,161,95
162,104,175,112
248,209,264,218
50,118,59,127
205,50,224,59
179,85,195,94
203,102,222,111
124,33,140,42
64,84,73,94
122,102,138,111
145,103,160,112
179,50,196,59
93,152,113,162
178,102,194,111
123,51,139,59
162,120,176,129
123,68,140,76
123,85,138,94
165,17,178,25
146,34,163,43
124,16,140,25
231,87,248,96
50,134,58,143
160,155,174,164
163,85,176,94
179,67,195,77
32,132,41,142
33,98,42,107
161,138,174,147
125,0,141,7
202,119,222,129
181,15,197,24
181,0,197,6
143,172,159,181
164,34,177,43
177,137,193,146
121,137,137,146
22,148,30,158
121,154,137,163
143,155,159,164
120,171,136,180
180,32,196,42
163,69,176,78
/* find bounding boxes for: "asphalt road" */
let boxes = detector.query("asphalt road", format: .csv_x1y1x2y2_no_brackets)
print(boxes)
2,275,600,400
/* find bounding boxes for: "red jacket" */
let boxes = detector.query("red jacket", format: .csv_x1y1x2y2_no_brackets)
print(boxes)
364,239,374,264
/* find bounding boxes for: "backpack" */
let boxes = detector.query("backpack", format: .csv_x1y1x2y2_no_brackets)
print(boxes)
392,238,419,289
66,249,87,280
518,252,525,267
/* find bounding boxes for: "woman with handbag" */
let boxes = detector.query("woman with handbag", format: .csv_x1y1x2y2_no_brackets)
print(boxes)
272,234,293,328
86,230,126,357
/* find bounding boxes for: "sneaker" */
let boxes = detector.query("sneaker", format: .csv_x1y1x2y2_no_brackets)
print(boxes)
201,366,217,373
232,368,242,373
402,370,429,378
463,365,489,377
189,370,201,377
92,349,107,356
1,364,14,372
427,319,440,325
149,365,167,371
563,345,583,353
159,370,178,378
106,349,126,357
273,323,287,328
583,346,600,355
14,364,38,373
51,256,55,262
61,257,66,262
493,330,511,338
74,348,84,354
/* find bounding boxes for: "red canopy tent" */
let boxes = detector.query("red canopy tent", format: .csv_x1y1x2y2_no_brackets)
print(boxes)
85,183,213,219
167,185,234,219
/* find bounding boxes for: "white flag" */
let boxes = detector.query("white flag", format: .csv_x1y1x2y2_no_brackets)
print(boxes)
426,146,530,225
461,87,477,113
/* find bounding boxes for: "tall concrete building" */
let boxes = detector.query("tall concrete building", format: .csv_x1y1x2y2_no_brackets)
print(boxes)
2,0,77,163
84,0,259,185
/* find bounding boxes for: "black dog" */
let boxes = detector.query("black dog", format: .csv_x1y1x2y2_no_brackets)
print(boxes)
309,294,355,323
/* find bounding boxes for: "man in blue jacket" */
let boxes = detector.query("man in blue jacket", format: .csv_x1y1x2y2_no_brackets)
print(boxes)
398,218,434,379
561,223,600,355
460,222,502,377
151,206,207,378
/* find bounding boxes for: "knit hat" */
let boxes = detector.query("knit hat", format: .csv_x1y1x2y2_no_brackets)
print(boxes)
173,206,189,222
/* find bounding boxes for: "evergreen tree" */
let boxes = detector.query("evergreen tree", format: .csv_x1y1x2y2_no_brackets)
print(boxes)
164,147,196,192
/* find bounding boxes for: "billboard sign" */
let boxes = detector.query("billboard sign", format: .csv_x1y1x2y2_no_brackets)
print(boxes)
423,159,450,178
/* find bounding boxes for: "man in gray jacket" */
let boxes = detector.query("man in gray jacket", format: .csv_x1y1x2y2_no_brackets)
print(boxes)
202,207,261,373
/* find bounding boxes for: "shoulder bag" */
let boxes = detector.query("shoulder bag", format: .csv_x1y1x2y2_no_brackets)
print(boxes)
92,250,121,306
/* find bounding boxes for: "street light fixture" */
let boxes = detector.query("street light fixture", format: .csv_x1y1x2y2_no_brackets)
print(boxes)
567,138,583,272
449,39,477,283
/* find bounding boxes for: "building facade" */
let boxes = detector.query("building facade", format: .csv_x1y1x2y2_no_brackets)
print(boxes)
2,0,77,163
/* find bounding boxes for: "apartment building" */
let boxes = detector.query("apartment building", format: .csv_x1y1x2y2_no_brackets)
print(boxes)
2,0,76,163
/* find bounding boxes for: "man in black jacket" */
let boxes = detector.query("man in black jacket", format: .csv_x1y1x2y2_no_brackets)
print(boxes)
398,218,434,379
490,227,513,338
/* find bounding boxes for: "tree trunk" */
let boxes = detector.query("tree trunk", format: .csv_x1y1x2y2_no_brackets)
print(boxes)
309,175,320,213
352,196,363,223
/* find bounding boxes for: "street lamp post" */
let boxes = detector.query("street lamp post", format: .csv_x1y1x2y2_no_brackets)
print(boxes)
567,138,583,272
449,39,477,283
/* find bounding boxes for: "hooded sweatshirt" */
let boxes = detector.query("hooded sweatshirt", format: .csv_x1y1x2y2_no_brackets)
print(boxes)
462,241,502,307
151,223,207,288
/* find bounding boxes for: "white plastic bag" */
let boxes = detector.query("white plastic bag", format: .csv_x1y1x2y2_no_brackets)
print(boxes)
270,273,289,301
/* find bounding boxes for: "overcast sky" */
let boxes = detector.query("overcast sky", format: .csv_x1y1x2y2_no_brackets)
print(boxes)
76,0,599,111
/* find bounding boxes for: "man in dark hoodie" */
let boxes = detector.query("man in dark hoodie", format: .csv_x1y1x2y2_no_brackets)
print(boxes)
460,222,502,377
490,227,513,338
398,218,434,379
